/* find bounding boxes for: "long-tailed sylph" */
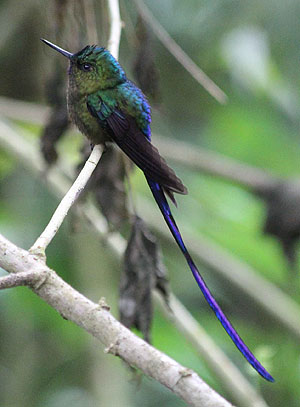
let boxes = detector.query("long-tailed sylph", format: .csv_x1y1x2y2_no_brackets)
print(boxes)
41,39,274,382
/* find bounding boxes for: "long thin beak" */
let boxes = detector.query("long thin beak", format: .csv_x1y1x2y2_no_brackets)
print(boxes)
41,38,73,59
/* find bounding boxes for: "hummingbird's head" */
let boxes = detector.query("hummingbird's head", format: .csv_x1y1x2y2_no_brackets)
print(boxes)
41,39,126,94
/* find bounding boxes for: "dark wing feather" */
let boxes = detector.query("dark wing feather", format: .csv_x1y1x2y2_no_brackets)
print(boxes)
90,103,187,196
107,111,187,195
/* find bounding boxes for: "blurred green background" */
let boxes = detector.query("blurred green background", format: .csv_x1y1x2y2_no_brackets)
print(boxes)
1,0,300,406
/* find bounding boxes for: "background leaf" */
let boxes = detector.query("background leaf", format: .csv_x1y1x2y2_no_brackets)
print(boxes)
120,216,168,343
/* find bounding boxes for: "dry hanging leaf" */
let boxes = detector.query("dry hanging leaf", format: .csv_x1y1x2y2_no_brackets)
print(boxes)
263,179,300,271
119,216,169,342
77,143,129,229
94,145,129,228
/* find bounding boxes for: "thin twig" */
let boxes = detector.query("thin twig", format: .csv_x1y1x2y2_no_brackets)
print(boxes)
0,234,234,407
0,96,49,124
107,0,122,59
132,0,228,104
0,119,271,407
30,145,104,254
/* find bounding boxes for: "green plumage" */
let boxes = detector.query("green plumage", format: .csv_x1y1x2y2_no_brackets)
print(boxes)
66,45,152,147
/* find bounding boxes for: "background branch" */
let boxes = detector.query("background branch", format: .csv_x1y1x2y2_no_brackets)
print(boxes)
132,0,228,104
154,136,279,194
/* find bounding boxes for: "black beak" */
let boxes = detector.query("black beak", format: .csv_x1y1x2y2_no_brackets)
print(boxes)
41,38,73,59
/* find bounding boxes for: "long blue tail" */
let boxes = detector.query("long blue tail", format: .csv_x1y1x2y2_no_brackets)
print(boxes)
147,178,274,382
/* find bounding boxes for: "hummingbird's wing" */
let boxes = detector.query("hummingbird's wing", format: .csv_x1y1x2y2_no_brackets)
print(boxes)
87,101,187,196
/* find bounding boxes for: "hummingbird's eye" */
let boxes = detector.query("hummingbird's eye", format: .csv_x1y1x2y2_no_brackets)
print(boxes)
83,63,92,71
79,62,93,72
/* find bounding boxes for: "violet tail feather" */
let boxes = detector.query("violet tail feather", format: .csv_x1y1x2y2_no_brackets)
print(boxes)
147,177,274,382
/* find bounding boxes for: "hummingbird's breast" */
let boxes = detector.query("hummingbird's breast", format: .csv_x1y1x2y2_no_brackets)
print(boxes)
67,83,109,145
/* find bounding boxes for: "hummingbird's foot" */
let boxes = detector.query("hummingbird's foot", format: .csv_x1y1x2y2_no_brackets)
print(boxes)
103,142,110,154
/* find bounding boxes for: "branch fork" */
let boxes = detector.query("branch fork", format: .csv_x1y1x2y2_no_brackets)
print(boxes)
0,233,233,407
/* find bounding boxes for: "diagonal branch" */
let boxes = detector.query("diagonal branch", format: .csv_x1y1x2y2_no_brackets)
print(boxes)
132,0,227,104
0,233,234,407
30,145,104,254
154,135,279,193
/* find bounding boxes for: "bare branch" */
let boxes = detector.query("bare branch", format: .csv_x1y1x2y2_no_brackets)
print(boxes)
0,96,48,124
0,233,234,407
30,145,104,254
132,0,228,104
107,0,122,59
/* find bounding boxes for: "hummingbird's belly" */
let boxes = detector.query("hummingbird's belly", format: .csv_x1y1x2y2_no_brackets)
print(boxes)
67,94,109,145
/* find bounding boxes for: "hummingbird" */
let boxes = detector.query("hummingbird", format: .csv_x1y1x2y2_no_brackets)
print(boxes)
41,39,274,382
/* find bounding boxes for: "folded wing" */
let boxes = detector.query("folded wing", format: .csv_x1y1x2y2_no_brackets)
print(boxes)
88,101,187,196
